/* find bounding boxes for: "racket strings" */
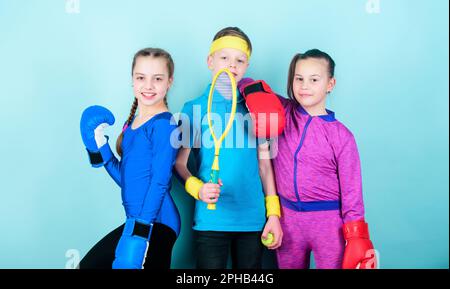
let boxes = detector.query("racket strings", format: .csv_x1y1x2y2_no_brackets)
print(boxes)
215,72,233,100
210,71,234,138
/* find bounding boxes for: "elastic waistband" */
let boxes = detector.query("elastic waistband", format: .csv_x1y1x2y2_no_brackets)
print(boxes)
279,195,341,212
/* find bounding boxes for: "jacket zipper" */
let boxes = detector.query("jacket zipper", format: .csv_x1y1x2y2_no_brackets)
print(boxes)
293,116,313,203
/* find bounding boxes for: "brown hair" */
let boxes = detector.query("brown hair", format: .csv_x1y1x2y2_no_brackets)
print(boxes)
213,27,252,55
116,48,175,157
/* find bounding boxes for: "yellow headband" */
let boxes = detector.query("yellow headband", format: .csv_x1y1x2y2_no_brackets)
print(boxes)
209,36,251,59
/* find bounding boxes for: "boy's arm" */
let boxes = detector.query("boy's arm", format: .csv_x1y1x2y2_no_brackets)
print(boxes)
175,103,202,200
257,142,277,198
174,147,193,183
175,147,221,203
175,102,221,203
257,142,280,217
174,147,200,200
258,142,283,249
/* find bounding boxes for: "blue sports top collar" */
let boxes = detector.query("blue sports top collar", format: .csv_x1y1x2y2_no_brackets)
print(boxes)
297,105,336,122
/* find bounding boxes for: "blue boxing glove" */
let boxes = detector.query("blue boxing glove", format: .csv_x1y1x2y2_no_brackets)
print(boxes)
80,105,115,167
112,218,153,269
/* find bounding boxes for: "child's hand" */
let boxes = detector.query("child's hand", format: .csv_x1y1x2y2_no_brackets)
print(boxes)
262,216,283,250
199,179,223,204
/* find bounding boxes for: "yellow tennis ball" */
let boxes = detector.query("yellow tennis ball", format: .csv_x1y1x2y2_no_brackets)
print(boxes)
261,233,274,246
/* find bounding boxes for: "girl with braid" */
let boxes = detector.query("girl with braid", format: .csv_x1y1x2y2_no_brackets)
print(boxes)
79,48,181,269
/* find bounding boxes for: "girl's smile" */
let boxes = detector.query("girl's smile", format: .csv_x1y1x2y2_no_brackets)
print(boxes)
141,92,156,100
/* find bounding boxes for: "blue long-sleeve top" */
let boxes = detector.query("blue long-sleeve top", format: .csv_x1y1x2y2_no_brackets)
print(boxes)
103,112,181,236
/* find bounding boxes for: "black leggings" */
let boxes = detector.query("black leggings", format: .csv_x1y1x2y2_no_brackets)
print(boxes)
79,222,177,269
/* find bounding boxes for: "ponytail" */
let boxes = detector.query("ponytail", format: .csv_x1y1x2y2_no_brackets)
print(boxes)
116,98,138,157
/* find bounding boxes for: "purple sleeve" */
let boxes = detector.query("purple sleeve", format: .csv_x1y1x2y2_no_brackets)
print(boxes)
237,77,255,94
336,132,365,223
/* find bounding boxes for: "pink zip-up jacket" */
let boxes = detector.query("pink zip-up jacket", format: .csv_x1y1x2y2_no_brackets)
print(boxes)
272,96,365,223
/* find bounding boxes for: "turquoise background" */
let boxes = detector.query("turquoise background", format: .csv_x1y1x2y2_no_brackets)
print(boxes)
0,0,448,269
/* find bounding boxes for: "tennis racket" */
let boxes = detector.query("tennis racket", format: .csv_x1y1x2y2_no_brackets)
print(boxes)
206,68,237,210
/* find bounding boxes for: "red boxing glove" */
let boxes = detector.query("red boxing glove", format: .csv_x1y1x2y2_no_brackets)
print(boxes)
239,79,285,139
342,220,377,269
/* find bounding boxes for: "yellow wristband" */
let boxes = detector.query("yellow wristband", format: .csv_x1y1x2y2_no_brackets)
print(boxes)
265,195,281,218
185,176,203,200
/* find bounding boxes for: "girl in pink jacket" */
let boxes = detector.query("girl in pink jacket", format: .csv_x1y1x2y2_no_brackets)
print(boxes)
272,49,376,269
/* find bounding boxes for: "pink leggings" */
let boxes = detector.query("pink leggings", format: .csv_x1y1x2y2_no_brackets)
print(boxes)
276,208,345,269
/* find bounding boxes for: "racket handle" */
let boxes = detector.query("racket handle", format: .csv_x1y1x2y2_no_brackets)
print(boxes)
207,169,219,210
210,169,219,184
